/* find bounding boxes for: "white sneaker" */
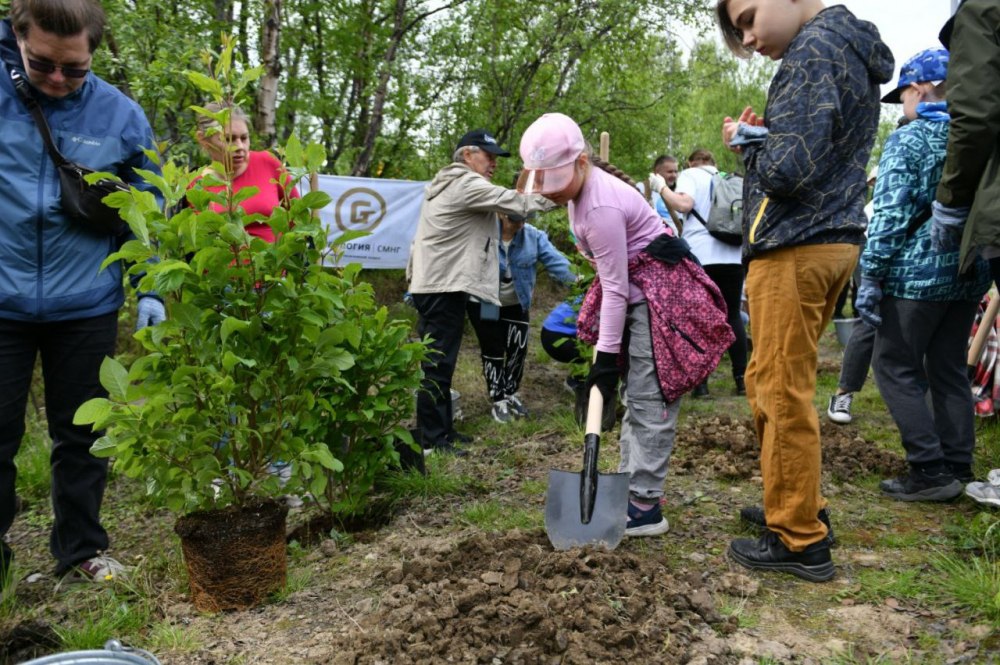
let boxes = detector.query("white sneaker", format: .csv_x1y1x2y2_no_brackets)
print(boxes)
966,469,1000,508
491,399,514,424
64,555,126,583
506,394,528,419
827,393,853,424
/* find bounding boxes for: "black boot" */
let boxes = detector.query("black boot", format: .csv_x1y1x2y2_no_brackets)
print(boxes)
692,381,710,398
734,375,746,396
739,505,835,546
729,530,835,582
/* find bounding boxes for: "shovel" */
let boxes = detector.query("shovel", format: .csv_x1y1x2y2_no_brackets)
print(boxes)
544,385,629,551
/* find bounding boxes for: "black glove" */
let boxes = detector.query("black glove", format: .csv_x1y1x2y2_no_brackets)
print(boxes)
586,351,620,404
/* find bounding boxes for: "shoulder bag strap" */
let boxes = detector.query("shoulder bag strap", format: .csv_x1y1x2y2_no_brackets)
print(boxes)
10,68,69,167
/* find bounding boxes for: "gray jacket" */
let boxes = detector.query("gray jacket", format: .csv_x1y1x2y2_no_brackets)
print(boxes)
407,163,553,303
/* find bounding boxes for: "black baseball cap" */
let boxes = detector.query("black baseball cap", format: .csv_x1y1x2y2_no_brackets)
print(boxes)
456,129,511,157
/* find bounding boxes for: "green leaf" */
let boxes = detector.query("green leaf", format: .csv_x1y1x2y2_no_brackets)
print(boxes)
186,71,223,97
220,317,251,344
100,357,129,401
73,398,112,426
90,435,118,457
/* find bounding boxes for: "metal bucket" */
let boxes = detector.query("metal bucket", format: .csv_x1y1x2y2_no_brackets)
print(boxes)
18,640,160,665
832,317,859,346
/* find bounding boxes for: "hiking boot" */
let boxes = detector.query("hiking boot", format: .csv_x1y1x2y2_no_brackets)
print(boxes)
625,502,670,537
491,399,514,424
506,394,529,419
728,530,835,582
691,382,710,399
966,469,1000,507
734,376,746,396
739,506,836,546
880,466,963,502
945,461,974,484
827,392,853,424
447,430,474,444
62,555,125,584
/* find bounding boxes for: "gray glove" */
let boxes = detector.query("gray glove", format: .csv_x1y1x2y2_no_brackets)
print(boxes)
136,296,166,331
930,200,969,252
854,277,883,329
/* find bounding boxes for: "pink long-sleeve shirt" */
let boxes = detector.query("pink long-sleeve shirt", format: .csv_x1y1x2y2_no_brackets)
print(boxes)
569,166,667,354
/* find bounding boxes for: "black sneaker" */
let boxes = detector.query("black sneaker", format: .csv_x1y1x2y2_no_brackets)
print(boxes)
728,530,835,582
739,506,836,546
734,376,746,396
944,462,974,484
880,466,962,502
692,382,710,398
506,394,529,419
447,430,474,444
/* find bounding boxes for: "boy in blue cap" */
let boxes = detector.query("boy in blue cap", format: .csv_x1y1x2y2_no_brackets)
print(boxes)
716,0,893,582
856,47,990,501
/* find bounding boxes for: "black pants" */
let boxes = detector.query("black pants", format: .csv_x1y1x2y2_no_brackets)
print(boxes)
413,292,467,448
467,302,529,402
703,263,748,380
0,312,118,574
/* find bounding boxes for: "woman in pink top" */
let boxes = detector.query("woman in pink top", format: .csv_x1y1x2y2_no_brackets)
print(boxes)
518,113,684,538
193,102,299,242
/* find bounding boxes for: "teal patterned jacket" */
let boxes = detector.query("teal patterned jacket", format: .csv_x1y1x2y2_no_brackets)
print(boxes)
740,5,894,261
861,109,990,302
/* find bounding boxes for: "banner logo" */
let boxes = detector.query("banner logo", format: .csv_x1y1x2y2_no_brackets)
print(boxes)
334,187,387,233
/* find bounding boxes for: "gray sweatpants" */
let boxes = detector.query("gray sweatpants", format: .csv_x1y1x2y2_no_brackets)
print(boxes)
617,302,682,500
873,296,977,466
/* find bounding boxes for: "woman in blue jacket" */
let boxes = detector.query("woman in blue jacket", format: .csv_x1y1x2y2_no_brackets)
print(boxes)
467,212,576,423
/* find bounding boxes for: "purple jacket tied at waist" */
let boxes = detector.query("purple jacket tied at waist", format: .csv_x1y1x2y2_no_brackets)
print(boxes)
577,243,734,402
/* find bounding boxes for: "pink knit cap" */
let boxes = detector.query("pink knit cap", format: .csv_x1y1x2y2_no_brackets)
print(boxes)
517,113,585,195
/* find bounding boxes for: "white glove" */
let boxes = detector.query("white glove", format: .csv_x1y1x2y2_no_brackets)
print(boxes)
648,173,667,193
136,296,166,331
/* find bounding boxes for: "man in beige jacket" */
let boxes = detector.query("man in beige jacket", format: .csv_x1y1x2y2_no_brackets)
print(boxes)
408,129,553,453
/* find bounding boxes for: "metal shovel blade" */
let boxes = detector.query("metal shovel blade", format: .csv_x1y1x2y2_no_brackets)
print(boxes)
544,386,629,551
545,467,629,550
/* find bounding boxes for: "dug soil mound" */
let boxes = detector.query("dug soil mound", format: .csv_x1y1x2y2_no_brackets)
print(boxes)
328,529,739,665
673,416,906,482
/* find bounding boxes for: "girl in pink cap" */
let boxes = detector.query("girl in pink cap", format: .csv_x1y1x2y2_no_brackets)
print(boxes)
519,113,732,537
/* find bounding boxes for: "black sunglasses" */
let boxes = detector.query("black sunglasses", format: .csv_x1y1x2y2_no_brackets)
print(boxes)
27,58,89,79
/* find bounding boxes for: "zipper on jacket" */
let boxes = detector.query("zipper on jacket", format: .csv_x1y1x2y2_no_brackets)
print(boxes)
748,197,769,244
669,322,705,354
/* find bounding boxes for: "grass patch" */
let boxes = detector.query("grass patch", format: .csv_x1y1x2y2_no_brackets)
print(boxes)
13,424,50,503
379,463,472,502
53,587,155,651
270,567,313,603
148,619,205,653
931,550,1000,624
836,567,933,605
458,500,541,531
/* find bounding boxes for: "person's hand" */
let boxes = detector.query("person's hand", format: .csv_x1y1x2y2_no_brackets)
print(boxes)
855,277,883,329
136,296,166,331
586,351,620,404
649,173,667,194
723,106,763,153
930,200,970,252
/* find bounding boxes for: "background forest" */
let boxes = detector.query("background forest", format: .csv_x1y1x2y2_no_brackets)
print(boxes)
1,0,781,182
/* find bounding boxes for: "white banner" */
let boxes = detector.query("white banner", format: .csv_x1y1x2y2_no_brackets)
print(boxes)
308,174,428,269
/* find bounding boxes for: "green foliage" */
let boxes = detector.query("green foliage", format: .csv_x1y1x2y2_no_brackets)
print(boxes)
74,45,427,517
932,550,1000,624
